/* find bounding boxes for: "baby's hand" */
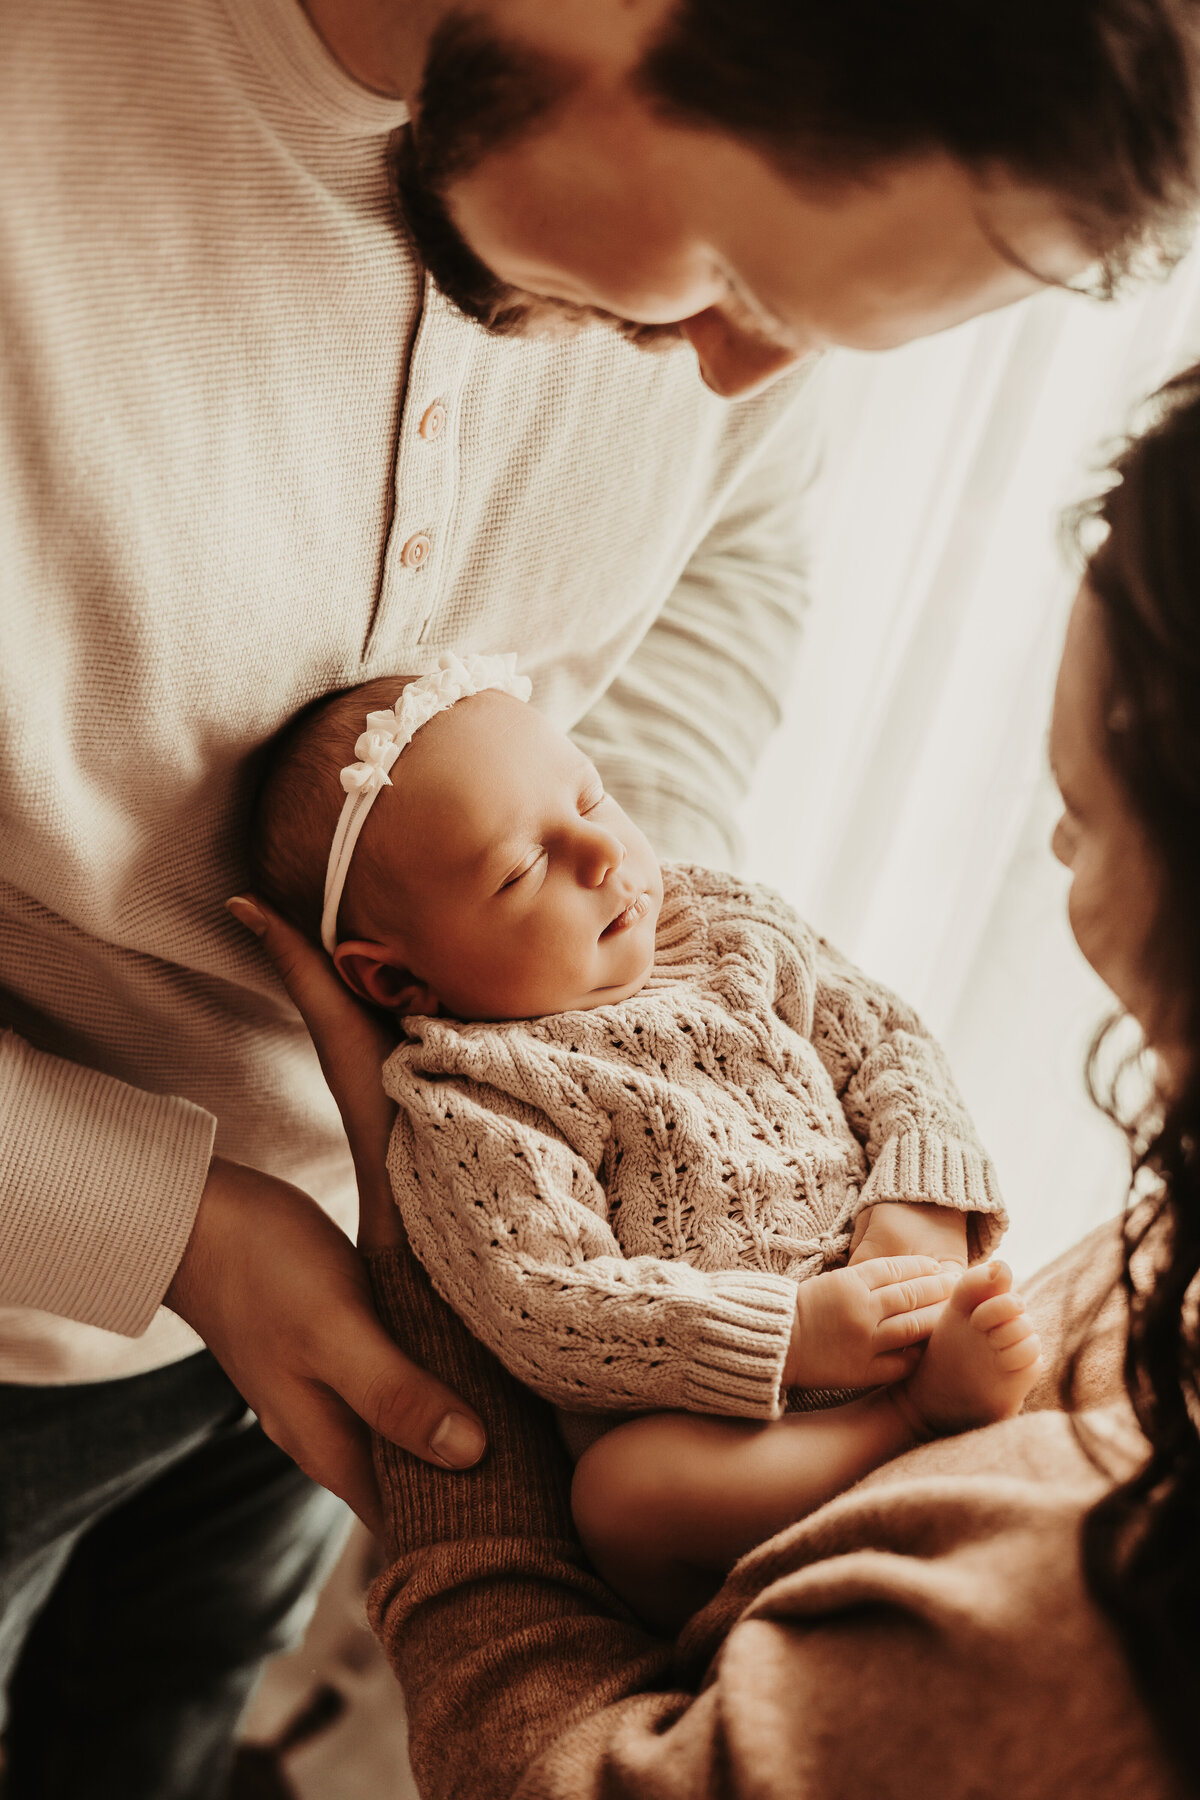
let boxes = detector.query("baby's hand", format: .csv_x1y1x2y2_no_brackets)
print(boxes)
783,1257,955,1390
849,1201,969,1277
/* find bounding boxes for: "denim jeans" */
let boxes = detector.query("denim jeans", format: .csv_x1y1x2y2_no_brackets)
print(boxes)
0,1350,347,1798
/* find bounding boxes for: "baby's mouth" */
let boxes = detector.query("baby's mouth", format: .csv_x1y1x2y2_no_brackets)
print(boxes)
599,890,650,940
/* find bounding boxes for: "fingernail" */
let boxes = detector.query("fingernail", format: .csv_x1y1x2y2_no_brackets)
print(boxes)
226,895,267,937
430,1411,485,1469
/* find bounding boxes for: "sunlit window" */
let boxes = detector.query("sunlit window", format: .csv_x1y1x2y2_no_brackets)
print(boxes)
742,242,1200,1275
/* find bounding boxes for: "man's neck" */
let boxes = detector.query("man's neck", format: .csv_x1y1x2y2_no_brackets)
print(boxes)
298,0,444,101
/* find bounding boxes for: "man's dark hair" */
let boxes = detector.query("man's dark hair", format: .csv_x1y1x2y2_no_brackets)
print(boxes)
392,1,1200,338
640,0,1200,293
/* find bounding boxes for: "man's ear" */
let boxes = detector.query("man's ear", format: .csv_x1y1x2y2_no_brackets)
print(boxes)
332,940,441,1017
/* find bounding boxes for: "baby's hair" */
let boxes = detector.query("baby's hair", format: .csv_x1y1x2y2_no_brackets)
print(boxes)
251,674,418,946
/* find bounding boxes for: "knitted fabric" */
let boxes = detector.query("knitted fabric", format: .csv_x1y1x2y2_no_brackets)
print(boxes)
384,865,1006,1420
0,0,821,1382
366,1227,1171,1800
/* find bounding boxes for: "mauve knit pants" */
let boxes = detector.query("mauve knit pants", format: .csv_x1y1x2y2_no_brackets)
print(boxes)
0,1350,347,1799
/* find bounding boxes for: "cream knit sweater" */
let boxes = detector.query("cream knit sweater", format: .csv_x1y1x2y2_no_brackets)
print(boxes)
385,866,1006,1420
0,0,821,1382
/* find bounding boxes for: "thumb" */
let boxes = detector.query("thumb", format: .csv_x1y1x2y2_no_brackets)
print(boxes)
326,1315,487,1473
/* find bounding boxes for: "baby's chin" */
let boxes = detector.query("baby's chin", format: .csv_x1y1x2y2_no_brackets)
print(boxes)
578,961,654,1012
579,928,659,1010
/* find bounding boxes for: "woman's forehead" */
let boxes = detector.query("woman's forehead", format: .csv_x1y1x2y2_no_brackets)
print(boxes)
1052,590,1108,766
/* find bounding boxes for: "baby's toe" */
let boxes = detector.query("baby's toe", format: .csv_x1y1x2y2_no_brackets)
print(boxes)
995,1331,1042,1374
972,1292,1025,1335
952,1259,1012,1315
986,1315,1033,1351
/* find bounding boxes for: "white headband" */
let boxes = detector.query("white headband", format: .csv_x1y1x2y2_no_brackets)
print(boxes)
320,650,532,955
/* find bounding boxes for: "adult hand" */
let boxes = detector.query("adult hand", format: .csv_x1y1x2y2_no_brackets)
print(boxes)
164,899,487,1536
166,1158,485,1535
849,1200,970,1277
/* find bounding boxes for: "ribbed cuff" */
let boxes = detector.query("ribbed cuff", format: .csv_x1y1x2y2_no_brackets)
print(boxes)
860,1131,1009,1260
0,1031,216,1335
682,1271,797,1419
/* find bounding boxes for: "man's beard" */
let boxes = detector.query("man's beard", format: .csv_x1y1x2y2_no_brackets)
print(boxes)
386,14,683,352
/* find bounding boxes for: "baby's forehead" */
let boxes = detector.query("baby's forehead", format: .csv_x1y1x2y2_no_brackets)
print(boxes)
397,692,586,865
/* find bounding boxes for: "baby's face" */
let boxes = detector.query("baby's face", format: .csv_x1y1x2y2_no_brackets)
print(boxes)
344,691,664,1020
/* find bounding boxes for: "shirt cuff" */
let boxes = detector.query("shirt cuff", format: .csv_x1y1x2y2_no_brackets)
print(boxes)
0,1031,216,1334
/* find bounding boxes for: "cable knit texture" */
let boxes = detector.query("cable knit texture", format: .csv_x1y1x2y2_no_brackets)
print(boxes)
384,865,1006,1420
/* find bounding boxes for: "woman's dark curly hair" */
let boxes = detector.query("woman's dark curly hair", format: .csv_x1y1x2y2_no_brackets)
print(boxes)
1070,362,1200,1783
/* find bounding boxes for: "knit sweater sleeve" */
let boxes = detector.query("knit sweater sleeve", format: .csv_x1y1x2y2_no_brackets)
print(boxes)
384,1050,797,1419
0,1029,216,1332
767,904,1007,1259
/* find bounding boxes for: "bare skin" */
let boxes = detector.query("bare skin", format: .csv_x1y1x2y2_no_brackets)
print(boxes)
572,1261,1042,1634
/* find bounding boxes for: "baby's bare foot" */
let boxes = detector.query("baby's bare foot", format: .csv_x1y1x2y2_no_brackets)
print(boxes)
896,1261,1042,1439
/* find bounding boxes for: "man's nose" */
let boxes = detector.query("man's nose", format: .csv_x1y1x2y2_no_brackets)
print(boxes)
576,822,625,885
678,307,810,398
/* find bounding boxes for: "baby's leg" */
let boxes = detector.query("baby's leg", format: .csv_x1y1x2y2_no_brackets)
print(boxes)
572,1264,1044,1635
571,1395,917,1634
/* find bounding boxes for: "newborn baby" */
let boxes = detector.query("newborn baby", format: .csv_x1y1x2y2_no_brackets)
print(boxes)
254,653,1043,1630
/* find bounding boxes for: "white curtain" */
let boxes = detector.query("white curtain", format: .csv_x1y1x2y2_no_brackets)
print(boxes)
741,247,1200,1278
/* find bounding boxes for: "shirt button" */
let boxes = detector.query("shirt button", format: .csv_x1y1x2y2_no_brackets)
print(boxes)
419,402,447,441
400,532,432,570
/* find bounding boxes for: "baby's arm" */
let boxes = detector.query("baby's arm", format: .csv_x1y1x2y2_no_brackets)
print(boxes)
849,1199,969,1273
387,1069,950,1415
776,918,1007,1262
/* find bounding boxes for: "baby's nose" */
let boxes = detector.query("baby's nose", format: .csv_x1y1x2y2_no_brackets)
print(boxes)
581,825,625,884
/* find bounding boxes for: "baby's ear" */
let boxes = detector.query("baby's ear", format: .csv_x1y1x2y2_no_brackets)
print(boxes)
332,942,440,1017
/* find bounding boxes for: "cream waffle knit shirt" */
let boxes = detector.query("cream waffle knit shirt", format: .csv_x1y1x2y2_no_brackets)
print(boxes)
385,865,1006,1420
0,0,820,1382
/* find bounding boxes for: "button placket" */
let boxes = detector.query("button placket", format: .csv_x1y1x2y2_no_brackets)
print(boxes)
365,282,473,661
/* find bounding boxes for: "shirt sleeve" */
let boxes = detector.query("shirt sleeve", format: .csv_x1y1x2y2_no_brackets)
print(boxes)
385,1062,797,1419
802,930,1008,1258
572,362,823,865
0,1028,216,1333
366,1244,1158,1800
